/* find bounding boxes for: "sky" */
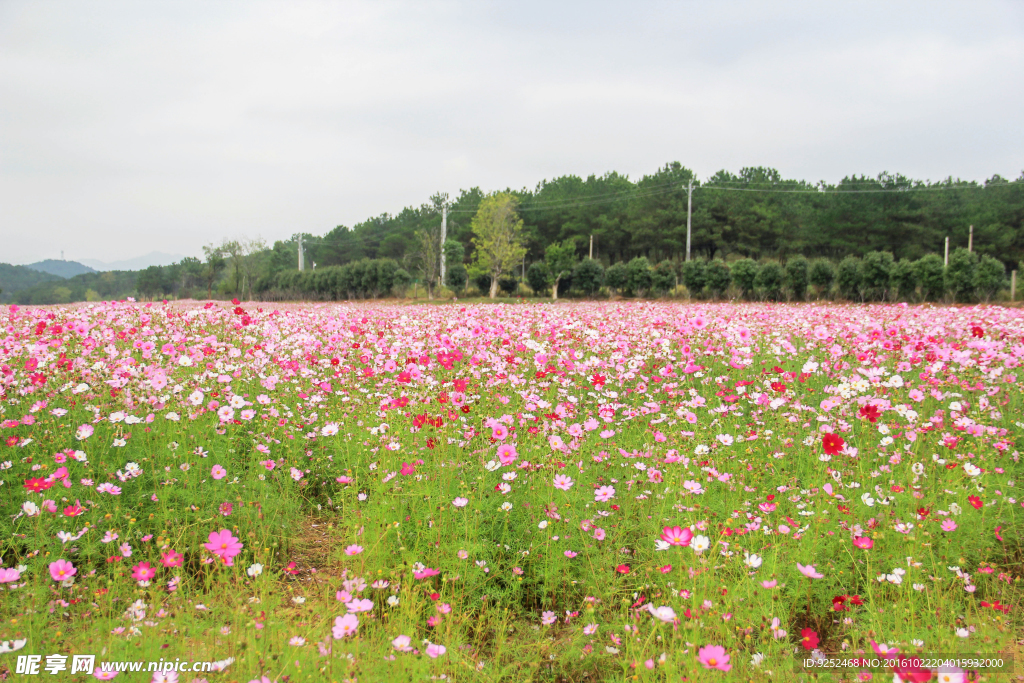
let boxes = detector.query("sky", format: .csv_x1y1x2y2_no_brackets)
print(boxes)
1,0,1022,265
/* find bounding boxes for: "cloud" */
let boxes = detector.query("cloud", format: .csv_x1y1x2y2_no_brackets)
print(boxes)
1,0,1021,264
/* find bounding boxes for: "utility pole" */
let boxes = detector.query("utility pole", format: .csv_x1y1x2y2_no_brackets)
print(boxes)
944,236,949,267
685,178,693,262
298,234,304,271
1012,269,1017,302
968,225,974,253
439,205,447,283
589,234,593,260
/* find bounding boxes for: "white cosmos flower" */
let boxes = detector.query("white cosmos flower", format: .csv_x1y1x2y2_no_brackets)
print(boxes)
691,535,710,553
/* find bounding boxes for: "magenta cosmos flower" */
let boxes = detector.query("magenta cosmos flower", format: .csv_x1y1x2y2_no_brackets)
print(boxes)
131,562,156,581
698,644,731,671
496,444,517,465
49,559,76,582
204,529,243,565
660,526,693,547
852,536,873,550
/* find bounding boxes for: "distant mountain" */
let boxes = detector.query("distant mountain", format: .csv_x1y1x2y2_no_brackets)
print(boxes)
79,251,188,272
0,263,64,302
25,260,96,278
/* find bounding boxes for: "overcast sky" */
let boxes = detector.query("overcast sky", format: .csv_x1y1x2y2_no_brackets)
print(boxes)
2,1,1022,265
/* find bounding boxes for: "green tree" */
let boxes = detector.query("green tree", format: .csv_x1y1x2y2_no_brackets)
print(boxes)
837,256,862,301
809,259,835,299
136,265,165,299
890,258,918,301
946,248,978,302
705,260,732,299
916,254,945,301
526,262,550,296
755,261,784,300
572,258,604,296
201,244,226,299
443,240,467,294
731,258,759,299
545,239,577,300
471,193,527,299
785,255,809,301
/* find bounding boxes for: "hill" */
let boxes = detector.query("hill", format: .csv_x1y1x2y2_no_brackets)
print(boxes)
0,263,64,302
25,259,96,278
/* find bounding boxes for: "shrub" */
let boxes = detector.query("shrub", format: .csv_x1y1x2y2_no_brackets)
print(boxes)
731,259,759,299
809,259,836,298
916,254,945,301
755,261,784,301
945,248,978,303
975,255,1006,302
498,276,519,296
604,262,628,295
679,260,705,298
572,258,604,296
837,256,862,301
705,260,732,299
785,255,809,301
626,257,653,297
889,258,918,301
526,262,550,297
860,251,894,301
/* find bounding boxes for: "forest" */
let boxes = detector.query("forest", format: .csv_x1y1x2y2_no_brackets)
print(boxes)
5,163,1023,305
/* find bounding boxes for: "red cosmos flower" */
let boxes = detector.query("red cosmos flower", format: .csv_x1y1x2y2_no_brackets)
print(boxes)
591,374,606,387
284,562,300,575
800,628,819,650
821,432,845,455
63,501,85,517
968,495,983,510
859,404,880,422
23,477,53,493
916,507,930,519
980,600,1010,614
615,564,631,574
770,381,786,393
832,595,848,611
971,326,984,338
4,436,18,448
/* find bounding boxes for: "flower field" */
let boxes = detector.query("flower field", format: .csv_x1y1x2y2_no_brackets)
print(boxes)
0,300,1021,682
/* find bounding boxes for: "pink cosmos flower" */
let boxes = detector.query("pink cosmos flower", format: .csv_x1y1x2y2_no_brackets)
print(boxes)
491,425,508,440
0,567,21,583
204,529,243,565
941,520,957,532
392,635,413,652
131,562,156,581
660,526,693,547
698,644,731,671
797,563,824,579
452,497,468,507
852,537,873,550
426,643,446,658
496,444,518,465
553,474,573,490
345,544,364,556
211,465,227,480
49,559,76,582
564,550,577,558
414,567,440,580
75,424,93,441
332,613,359,638
160,550,184,568
593,528,606,541
647,605,677,623
346,598,373,613
594,486,615,502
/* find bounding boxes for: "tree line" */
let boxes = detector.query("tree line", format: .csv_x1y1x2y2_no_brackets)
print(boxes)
6,162,1022,304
